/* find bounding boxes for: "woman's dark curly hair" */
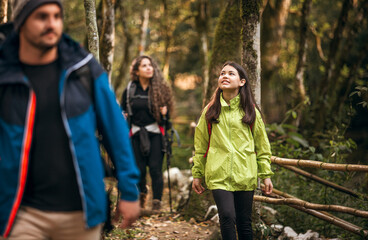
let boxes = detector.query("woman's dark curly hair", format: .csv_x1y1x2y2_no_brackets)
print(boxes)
130,55,174,124
205,61,261,126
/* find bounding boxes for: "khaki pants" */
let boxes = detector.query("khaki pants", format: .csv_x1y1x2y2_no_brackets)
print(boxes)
3,206,102,240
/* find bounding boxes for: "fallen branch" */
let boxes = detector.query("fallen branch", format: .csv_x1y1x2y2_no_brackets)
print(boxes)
271,156,368,172
259,185,368,237
254,195,368,218
279,164,368,200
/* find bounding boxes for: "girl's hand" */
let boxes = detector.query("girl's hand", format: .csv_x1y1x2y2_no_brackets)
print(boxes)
262,178,273,195
192,178,205,194
160,106,167,116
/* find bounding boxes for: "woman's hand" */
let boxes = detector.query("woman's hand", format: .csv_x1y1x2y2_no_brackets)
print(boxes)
160,106,167,116
192,178,205,194
262,178,273,195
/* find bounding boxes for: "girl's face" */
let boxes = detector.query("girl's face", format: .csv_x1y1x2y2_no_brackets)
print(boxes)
218,65,246,91
136,58,154,80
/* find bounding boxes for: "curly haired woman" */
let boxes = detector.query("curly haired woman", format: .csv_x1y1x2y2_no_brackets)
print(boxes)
121,55,174,211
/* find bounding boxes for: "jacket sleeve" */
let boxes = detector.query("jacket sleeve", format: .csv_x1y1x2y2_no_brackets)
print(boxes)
93,67,140,201
191,108,209,179
253,109,274,179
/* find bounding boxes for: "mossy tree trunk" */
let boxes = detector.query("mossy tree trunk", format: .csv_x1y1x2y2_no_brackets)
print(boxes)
0,0,7,24
240,0,266,237
241,0,262,106
84,0,100,61
100,0,115,83
205,0,242,104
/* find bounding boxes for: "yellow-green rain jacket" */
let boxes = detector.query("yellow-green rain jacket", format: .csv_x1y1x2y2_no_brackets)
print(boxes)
192,94,273,191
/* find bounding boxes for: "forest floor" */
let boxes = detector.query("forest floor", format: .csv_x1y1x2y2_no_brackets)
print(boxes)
104,183,221,240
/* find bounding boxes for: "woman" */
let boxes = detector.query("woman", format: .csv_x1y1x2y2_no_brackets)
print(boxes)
121,55,173,211
192,61,273,240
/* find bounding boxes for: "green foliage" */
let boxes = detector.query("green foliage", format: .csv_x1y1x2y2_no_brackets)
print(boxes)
267,123,367,239
350,86,368,109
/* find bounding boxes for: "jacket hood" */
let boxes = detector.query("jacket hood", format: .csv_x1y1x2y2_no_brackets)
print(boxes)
0,32,89,85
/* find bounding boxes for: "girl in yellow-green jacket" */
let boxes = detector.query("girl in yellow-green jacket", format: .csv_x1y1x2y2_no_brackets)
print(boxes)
192,61,274,240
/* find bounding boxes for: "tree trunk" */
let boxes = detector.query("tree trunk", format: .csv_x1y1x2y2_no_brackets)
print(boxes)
100,0,115,82
241,0,262,106
162,0,170,81
260,0,291,120
320,0,352,96
314,0,352,131
205,0,241,104
139,8,149,56
0,0,7,24
293,0,312,126
114,0,134,92
333,1,368,116
195,0,210,108
84,0,100,61
240,0,264,235
261,0,291,81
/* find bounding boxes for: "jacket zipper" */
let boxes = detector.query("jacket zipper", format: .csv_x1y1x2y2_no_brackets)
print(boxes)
228,105,234,188
3,88,36,237
59,54,93,227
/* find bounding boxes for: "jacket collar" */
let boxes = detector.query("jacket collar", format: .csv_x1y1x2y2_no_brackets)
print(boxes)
220,92,240,107
0,32,89,84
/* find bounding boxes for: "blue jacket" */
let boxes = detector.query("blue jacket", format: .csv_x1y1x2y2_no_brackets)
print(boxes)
0,33,140,237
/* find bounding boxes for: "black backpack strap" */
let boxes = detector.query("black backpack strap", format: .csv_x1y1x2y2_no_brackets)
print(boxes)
126,81,136,117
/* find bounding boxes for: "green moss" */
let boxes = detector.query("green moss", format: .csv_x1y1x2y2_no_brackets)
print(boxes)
241,0,261,20
206,0,242,101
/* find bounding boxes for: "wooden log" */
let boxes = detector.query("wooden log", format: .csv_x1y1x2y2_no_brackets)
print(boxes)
279,164,368,200
254,195,368,218
260,185,368,236
291,204,368,236
271,156,368,172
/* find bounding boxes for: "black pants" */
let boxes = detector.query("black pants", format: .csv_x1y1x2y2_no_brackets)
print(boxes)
212,189,254,240
132,132,164,200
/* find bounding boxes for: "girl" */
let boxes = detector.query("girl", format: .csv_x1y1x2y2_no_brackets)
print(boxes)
192,61,273,240
121,55,173,211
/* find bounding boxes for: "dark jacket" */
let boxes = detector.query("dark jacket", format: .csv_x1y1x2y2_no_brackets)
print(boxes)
0,33,140,237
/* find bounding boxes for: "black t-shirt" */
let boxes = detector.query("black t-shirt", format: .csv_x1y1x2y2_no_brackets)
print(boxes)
121,81,156,127
21,59,82,211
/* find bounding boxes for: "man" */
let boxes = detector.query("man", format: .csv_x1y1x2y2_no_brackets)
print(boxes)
0,0,140,239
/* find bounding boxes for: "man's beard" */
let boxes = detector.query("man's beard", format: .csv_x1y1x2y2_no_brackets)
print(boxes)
28,28,61,51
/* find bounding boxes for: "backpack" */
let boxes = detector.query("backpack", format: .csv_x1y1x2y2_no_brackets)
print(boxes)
125,80,150,126
75,63,114,234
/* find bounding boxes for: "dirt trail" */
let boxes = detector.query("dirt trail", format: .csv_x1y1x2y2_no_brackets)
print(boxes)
106,185,220,240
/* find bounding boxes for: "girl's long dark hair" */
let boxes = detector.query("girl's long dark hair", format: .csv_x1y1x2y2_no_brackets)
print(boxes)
130,55,174,124
205,61,260,126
